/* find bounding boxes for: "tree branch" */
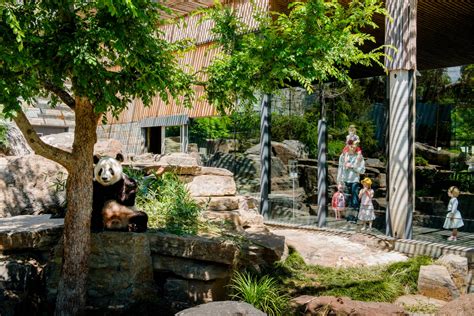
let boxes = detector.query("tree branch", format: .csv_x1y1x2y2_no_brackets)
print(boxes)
13,110,74,170
43,81,76,110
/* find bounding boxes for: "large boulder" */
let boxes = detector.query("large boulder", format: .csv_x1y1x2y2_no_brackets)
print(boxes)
0,121,33,156
297,159,318,198
0,215,63,252
186,175,237,197
415,142,458,168
436,254,470,294
206,139,239,154
164,136,182,154
176,301,266,316
194,196,240,212
0,155,67,217
291,295,406,316
40,132,74,152
418,265,460,301
158,152,202,166
245,140,306,165
394,294,447,315
153,256,230,281
241,229,288,270
436,293,474,316
93,138,123,157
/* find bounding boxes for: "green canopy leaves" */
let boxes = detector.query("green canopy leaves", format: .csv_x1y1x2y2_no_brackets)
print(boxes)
0,0,193,119
202,0,388,112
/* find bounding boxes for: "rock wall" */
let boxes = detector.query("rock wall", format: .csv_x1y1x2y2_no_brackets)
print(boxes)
0,155,67,217
0,215,286,315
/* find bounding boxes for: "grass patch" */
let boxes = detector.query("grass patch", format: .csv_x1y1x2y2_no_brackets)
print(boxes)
384,255,433,293
229,271,289,316
264,248,432,303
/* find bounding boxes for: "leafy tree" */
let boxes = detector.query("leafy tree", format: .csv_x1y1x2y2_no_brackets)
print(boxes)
189,116,231,143
451,65,474,147
0,105,7,149
0,1,193,314
202,0,388,112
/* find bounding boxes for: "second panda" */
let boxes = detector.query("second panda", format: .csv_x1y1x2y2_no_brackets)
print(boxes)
93,154,148,232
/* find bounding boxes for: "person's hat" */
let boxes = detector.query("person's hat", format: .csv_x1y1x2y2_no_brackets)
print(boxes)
361,178,372,186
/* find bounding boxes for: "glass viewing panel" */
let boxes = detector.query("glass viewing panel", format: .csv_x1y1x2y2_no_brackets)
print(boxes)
188,65,473,246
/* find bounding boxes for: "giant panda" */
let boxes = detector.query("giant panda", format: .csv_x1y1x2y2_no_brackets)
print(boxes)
92,153,147,232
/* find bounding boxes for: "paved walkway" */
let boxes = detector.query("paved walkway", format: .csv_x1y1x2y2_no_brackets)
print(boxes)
269,215,474,248
269,227,408,268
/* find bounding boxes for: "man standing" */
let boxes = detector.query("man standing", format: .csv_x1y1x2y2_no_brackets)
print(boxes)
337,143,365,223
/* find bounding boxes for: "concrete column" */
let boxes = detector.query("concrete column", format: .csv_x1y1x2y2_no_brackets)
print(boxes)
260,94,271,218
180,124,188,153
317,119,327,227
387,71,415,238
160,126,166,155
385,0,417,239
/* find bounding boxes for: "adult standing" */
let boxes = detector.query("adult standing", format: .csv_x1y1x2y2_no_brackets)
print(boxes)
337,143,366,222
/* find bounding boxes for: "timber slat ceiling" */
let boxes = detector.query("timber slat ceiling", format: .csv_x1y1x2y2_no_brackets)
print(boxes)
106,0,474,125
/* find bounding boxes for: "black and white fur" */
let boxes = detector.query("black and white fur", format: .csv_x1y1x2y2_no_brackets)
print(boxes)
92,153,146,232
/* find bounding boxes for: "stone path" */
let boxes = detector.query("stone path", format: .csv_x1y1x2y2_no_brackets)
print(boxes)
269,227,408,268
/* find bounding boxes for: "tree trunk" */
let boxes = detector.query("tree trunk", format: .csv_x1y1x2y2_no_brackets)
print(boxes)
55,97,99,316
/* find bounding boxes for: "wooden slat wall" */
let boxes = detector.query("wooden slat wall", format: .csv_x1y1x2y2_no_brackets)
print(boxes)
105,0,270,125
161,0,267,45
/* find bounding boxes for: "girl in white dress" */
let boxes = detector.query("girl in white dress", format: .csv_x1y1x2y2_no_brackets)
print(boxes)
443,186,464,241
358,177,375,231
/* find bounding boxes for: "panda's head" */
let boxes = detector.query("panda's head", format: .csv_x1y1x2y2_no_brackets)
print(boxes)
93,153,124,186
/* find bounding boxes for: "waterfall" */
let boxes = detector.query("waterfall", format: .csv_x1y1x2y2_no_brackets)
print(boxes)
0,120,33,156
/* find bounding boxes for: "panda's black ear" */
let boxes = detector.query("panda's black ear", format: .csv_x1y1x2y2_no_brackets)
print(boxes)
93,155,101,165
115,153,124,162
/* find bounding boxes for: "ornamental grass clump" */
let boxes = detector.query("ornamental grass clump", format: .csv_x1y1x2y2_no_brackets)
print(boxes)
125,168,204,235
229,271,289,316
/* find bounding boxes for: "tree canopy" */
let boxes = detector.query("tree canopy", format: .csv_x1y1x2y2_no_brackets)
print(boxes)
0,1,194,314
0,0,193,119
202,0,388,112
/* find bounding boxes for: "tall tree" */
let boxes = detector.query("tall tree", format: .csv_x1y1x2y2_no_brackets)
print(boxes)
203,0,388,111
0,1,193,314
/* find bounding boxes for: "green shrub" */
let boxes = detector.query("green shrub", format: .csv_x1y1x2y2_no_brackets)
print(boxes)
229,271,289,316
190,116,232,142
0,108,8,148
415,156,429,166
124,168,203,235
328,140,346,160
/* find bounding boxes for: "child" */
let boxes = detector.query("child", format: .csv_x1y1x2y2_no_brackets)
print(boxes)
358,177,375,231
346,124,360,146
331,182,346,220
443,186,464,241
342,124,362,156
